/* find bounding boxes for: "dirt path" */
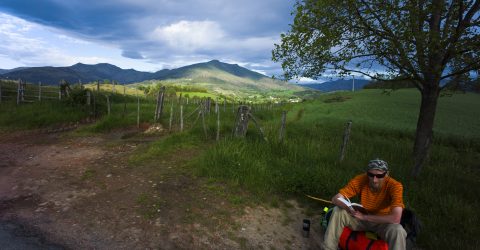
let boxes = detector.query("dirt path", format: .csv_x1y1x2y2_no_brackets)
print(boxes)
0,128,324,249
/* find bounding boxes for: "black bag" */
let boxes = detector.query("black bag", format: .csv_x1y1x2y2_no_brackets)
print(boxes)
400,208,422,243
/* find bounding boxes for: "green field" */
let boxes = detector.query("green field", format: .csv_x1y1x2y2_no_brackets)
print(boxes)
1,87,479,249
191,89,480,249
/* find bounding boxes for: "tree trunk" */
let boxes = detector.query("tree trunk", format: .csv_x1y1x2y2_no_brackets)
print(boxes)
411,84,440,178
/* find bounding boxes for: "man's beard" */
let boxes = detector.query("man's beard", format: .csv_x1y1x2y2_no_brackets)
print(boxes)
369,182,381,192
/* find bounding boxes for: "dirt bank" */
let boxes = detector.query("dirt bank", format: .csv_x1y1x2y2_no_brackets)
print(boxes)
0,128,324,249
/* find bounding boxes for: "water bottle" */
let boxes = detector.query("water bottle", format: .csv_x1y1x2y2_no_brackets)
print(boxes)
302,219,311,238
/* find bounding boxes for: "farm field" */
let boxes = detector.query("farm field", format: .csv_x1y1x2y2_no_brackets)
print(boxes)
0,88,479,249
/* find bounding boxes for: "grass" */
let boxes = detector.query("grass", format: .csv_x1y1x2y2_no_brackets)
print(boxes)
0,100,89,130
191,89,480,250
2,85,479,249
128,131,204,164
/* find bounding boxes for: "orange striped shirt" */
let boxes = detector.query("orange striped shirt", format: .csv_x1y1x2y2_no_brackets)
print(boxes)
339,174,405,215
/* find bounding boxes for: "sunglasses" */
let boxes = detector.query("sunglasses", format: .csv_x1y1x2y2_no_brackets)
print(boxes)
367,172,387,178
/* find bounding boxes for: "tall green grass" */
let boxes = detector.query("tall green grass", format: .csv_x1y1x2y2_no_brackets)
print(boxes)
0,100,89,130
192,89,480,250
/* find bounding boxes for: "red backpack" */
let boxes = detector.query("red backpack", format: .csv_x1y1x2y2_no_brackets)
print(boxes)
339,226,389,250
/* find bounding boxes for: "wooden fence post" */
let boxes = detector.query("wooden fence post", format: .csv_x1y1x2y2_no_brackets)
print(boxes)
93,93,97,119
224,97,226,112
59,86,62,100
86,91,91,106
233,105,250,137
38,82,42,101
216,106,220,141
180,105,184,132
16,80,20,105
215,97,219,114
0,81,2,103
96,80,100,92
106,95,111,115
201,109,208,139
154,86,166,122
159,86,166,119
169,101,173,131
21,81,25,102
206,97,211,114
279,110,287,142
154,90,160,122
339,120,353,162
122,84,127,117
137,90,140,129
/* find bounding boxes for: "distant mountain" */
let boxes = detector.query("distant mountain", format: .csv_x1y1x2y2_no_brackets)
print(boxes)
0,60,278,85
158,60,265,81
0,60,305,98
1,66,84,84
152,60,295,88
0,67,29,75
0,64,152,84
299,79,371,92
149,60,304,97
70,63,152,83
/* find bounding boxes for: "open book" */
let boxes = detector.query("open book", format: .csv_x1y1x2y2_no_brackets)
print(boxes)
337,197,368,214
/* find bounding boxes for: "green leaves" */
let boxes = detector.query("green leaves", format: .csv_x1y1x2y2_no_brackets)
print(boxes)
273,0,480,83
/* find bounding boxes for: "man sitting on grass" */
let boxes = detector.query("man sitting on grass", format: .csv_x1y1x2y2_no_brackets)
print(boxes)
322,159,407,250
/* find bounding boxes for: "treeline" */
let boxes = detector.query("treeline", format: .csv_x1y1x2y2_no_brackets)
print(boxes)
364,77,480,93
137,84,208,95
443,78,480,93
363,79,416,89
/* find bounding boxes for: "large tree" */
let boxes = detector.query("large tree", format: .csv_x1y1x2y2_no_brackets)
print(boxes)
273,0,480,178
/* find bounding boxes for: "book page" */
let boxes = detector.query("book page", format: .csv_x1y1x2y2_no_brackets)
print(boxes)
337,197,368,214
337,197,352,207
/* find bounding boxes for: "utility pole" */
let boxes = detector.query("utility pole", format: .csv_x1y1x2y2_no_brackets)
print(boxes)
352,75,355,92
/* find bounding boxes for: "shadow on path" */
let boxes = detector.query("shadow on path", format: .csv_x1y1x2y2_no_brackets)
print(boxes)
0,220,65,250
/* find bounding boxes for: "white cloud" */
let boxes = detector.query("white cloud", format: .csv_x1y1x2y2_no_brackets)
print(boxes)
0,10,283,75
0,0,295,76
152,20,225,52
55,34,91,45
0,14,70,66
251,69,268,75
149,19,278,58
297,77,325,84
0,13,160,71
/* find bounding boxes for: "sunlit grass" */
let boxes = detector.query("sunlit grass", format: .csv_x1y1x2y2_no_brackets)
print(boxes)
1,85,479,249
192,89,480,249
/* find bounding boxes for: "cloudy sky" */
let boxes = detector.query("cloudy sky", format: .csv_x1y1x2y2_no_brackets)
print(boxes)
0,0,296,78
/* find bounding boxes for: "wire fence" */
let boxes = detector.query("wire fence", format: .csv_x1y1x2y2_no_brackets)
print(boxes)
0,79,284,137
0,79,353,159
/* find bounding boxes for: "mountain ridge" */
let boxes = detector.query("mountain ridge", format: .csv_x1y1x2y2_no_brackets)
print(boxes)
0,60,307,99
0,60,271,85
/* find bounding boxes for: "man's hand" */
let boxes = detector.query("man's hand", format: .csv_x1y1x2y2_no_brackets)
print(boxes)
350,210,367,221
331,193,351,211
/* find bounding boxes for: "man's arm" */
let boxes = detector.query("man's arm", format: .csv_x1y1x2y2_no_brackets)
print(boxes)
331,193,354,212
352,206,403,224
